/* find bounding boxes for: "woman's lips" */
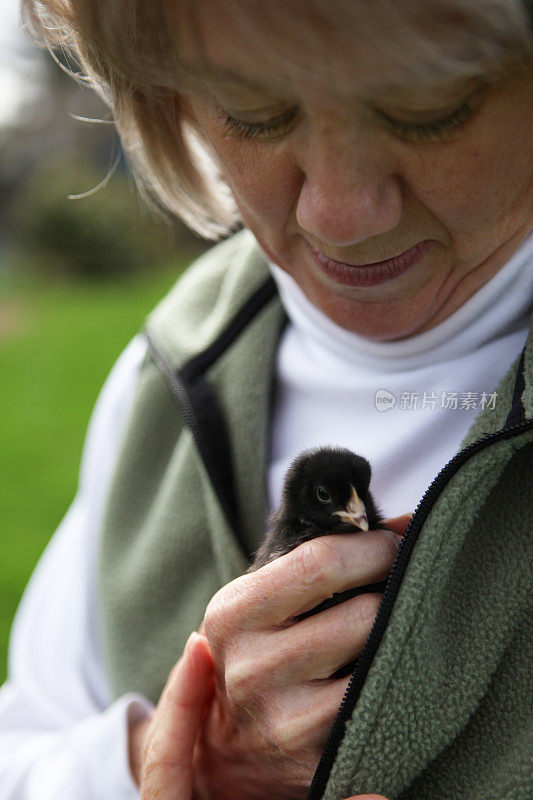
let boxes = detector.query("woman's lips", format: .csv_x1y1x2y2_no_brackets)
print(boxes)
306,240,433,287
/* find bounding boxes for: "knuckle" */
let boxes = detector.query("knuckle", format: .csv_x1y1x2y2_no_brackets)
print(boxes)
203,578,248,645
268,706,320,759
142,738,160,769
359,531,398,579
141,739,168,779
225,657,264,715
291,538,340,591
351,592,382,628
374,531,400,571
269,714,298,752
381,529,401,559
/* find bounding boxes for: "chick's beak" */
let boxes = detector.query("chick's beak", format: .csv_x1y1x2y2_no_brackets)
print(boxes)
334,485,369,531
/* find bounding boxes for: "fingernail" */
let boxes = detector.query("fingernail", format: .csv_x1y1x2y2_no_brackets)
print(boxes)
184,631,199,654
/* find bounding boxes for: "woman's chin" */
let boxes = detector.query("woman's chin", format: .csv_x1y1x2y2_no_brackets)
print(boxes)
300,279,443,340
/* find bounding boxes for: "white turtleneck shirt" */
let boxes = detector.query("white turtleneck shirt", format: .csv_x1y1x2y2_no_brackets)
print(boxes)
268,232,533,518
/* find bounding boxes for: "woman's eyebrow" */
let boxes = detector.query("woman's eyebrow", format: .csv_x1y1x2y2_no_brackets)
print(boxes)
174,60,494,106
176,60,272,92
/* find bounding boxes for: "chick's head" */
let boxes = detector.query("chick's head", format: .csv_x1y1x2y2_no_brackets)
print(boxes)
281,447,378,533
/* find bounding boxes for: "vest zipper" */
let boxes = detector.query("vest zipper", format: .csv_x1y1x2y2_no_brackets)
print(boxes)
306,417,533,800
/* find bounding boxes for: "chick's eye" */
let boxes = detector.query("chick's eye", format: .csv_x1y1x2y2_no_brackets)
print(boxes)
316,485,331,504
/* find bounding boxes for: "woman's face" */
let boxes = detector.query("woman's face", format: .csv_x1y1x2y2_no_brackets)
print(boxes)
172,3,533,340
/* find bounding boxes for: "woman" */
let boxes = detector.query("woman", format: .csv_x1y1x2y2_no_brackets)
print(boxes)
1,1,532,798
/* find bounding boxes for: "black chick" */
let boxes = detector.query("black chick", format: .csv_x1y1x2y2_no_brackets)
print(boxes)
250,446,383,570
249,447,386,678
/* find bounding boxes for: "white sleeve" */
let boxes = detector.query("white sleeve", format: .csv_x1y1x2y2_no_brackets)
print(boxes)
0,334,153,800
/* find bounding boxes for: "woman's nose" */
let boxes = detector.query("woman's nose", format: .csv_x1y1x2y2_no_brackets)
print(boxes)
295,129,403,248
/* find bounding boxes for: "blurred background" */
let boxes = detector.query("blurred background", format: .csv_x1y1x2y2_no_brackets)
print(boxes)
0,1,208,682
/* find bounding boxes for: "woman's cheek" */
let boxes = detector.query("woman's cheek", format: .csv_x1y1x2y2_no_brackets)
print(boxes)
214,137,301,226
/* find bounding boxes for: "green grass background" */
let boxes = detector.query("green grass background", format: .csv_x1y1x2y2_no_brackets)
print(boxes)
0,263,192,685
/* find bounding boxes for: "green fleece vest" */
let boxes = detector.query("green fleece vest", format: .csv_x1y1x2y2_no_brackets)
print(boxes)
99,230,533,800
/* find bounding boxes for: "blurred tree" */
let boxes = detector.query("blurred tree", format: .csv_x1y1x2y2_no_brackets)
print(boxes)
10,153,203,280
1,43,206,282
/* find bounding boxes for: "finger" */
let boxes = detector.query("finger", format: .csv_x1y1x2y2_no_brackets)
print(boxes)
227,593,381,688
141,632,214,800
382,513,412,537
271,592,382,682
208,530,399,631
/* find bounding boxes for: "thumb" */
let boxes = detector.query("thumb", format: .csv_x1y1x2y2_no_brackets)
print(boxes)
141,632,214,800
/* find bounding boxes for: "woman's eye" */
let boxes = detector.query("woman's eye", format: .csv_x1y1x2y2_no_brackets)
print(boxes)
219,105,299,140
218,97,476,144
316,485,331,504
377,101,475,143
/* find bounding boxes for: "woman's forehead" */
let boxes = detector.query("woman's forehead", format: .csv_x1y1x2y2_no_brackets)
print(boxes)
164,0,518,96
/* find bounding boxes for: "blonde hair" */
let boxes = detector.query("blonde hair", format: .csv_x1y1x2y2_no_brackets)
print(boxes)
23,0,533,239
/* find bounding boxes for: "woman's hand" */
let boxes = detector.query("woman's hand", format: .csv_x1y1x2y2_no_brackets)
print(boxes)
136,632,214,800
132,516,408,800
193,518,407,800
129,634,391,800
